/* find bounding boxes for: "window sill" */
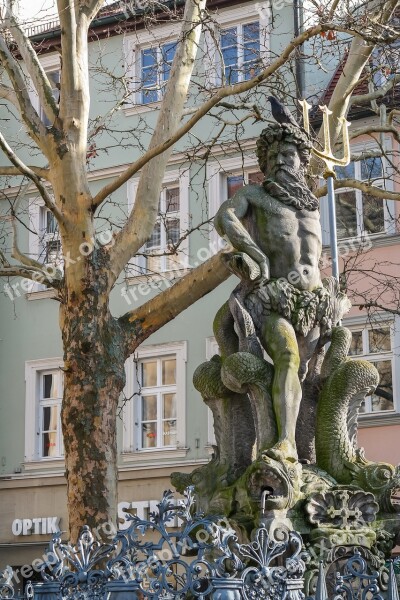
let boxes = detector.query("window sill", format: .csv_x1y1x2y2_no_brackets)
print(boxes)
17,459,65,478
358,412,400,428
322,232,400,252
123,102,162,116
121,447,189,464
125,267,191,286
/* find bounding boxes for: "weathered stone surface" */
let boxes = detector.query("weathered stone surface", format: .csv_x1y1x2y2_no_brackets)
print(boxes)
172,109,400,557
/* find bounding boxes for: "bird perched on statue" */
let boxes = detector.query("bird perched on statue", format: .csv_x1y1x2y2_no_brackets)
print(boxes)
267,95,299,128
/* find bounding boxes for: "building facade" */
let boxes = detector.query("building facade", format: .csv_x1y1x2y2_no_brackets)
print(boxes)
0,0,399,589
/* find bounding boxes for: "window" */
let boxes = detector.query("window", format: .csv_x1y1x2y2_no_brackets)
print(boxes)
39,206,62,268
140,42,176,104
207,157,263,249
38,371,63,457
25,359,64,463
40,70,60,126
203,5,268,89
127,170,189,277
27,54,60,123
331,155,394,240
226,171,263,198
123,342,187,455
348,324,395,414
143,186,181,273
139,356,177,449
220,21,260,84
124,26,178,110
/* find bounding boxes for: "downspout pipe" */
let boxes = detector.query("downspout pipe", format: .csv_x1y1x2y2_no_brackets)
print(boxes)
293,0,305,109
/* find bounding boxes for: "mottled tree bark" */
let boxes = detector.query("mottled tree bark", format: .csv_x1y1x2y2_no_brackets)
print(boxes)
59,254,126,540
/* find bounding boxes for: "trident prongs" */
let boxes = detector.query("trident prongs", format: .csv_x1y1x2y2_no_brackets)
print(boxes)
299,100,352,282
298,99,312,134
300,101,351,178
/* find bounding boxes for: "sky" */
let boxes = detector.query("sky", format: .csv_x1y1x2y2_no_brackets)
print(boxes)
18,0,114,21
20,0,56,20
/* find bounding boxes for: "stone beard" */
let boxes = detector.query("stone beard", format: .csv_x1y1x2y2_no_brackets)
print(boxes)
263,165,319,212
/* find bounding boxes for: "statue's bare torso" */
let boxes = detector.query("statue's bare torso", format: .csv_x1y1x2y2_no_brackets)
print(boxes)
216,184,323,291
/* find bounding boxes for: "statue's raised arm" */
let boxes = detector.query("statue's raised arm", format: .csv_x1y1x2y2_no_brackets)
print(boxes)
214,187,270,281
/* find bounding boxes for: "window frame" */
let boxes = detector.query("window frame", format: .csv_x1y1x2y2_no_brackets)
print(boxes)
203,5,269,89
122,341,188,459
320,140,396,245
140,41,176,105
39,205,62,268
123,24,178,114
38,370,64,459
127,169,190,278
343,314,400,424
27,198,62,295
28,53,60,120
207,154,261,250
348,323,396,415
25,358,64,464
137,355,178,450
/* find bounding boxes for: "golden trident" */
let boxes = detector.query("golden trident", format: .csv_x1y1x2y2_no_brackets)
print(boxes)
299,100,351,280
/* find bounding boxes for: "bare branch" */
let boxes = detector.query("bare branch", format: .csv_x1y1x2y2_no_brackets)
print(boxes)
0,264,56,285
0,33,47,149
0,166,49,178
349,125,400,145
93,20,334,211
350,73,400,107
3,6,59,126
79,0,105,23
119,252,229,355
311,0,399,170
0,130,65,221
316,178,400,201
57,0,78,108
10,185,47,270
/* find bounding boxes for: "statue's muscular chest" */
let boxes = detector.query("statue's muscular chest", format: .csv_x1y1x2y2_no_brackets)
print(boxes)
249,198,320,248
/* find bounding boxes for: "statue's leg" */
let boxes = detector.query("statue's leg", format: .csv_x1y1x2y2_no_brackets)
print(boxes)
261,313,301,462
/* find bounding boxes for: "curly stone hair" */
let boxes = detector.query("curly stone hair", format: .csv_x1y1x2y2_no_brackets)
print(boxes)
256,123,312,173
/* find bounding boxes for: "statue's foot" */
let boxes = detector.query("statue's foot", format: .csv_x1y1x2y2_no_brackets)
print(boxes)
263,439,298,464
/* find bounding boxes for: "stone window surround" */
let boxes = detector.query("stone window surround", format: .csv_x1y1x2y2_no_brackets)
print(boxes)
127,168,190,280
203,4,269,89
345,313,400,424
123,22,178,115
320,138,396,245
122,341,188,462
207,154,260,250
24,357,64,467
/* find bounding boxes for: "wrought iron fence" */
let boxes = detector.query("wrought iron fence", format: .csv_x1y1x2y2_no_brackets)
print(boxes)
0,487,399,599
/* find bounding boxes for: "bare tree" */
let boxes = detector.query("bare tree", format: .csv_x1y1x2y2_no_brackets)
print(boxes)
0,0,399,539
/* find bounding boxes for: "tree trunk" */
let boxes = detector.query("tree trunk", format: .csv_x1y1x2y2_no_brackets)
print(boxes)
59,251,127,541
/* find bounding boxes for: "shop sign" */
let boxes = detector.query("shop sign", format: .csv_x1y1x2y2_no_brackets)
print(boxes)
11,499,179,536
117,499,181,530
12,517,61,536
